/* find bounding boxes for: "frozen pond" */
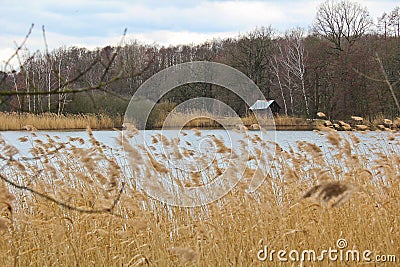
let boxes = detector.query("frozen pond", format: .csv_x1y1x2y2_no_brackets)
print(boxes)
0,129,398,154
0,129,398,162
1,129,398,206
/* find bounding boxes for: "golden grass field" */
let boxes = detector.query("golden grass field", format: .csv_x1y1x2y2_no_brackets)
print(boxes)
0,112,122,130
152,109,400,131
152,110,310,130
0,111,398,132
0,127,399,266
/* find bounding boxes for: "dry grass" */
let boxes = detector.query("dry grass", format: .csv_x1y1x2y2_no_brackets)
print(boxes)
0,128,399,266
154,111,222,129
153,110,243,129
0,112,122,130
159,111,307,130
242,114,312,130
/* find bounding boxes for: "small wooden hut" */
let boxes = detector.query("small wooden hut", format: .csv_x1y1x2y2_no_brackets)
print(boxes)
249,100,281,116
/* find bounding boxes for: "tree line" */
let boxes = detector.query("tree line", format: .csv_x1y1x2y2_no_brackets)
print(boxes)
1,0,399,120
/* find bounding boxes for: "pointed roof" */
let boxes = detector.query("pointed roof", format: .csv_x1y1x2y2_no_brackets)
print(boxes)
249,100,276,110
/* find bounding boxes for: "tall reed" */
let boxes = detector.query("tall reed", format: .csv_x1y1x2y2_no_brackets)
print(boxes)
0,128,398,266
0,112,122,130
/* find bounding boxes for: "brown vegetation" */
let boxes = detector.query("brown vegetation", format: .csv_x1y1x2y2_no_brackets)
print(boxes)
0,128,398,266
1,111,399,132
0,112,122,130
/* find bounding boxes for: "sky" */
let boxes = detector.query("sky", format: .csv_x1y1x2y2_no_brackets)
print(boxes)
1,0,399,67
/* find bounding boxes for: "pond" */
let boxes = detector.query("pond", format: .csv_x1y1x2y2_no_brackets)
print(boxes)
0,129,398,168
0,129,397,155
1,129,398,206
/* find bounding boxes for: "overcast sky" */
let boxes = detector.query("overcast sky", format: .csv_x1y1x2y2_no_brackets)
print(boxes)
1,0,398,66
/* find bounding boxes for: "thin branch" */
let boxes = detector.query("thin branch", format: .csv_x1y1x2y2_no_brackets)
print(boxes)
3,23,34,71
0,27,148,104
100,28,127,83
59,57,100,89
352,67,386,83
42,25,50,58
0,85,101,96
97,86,130,101
375,52,400,113
1,25,34,96
0,171,125,216
54,47,154,100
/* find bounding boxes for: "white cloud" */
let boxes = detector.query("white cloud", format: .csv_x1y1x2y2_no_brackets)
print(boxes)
129,30,239,46
0,48,18,71
1,0,399,66
360,0,399,19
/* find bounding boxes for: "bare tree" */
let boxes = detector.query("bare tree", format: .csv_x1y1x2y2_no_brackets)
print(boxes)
377,12,390,38
273,28,310,117
284,29,309,116
0,25,151,107
229,27,275,98
313,0,372,51
377,7,400,38
271,54,288,116
389,6,400,37
353,52,400,114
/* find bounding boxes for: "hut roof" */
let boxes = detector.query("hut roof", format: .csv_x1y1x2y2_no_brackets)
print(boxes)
249,100,278,110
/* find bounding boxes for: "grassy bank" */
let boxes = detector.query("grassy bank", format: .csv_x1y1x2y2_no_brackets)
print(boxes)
0,112,123,130
152,110,312,130
0,129,398,266
0,111,399,131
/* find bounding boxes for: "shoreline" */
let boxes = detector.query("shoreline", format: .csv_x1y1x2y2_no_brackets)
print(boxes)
1,126,398,132
0,112,398,132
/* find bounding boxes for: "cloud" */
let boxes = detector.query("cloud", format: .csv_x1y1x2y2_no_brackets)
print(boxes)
1,0,399,65
128,30,239,46
359,0,399,18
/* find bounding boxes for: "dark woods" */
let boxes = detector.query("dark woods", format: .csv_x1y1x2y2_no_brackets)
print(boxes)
1,1,399,121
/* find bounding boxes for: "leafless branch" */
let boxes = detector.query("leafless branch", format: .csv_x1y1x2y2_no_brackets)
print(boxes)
375,52,400,113
313,0,372,51
0,26,145,105
352,67,386,83
3,23,34,71
353,53,400,113
0,170,125,216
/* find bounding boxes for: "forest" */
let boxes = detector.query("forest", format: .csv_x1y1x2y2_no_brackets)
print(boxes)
1,1,399,122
